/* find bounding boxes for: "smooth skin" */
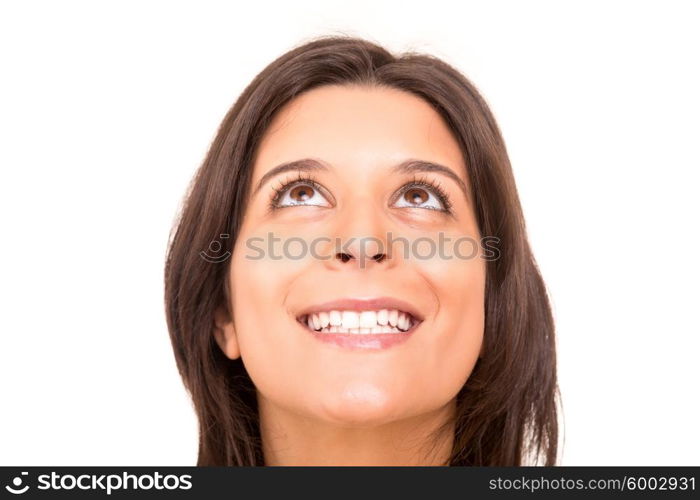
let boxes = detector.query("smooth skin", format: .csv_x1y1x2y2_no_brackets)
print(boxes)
214,84,486,465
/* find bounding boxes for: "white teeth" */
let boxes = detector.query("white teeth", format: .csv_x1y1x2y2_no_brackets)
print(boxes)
341,311,360,329
388,309,398,327
398,313,409,331
319,311,330,328
302,308,418,334
359,311,377,328
329,310,342,326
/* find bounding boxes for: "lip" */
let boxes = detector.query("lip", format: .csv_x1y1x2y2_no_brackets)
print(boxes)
295,296,423,350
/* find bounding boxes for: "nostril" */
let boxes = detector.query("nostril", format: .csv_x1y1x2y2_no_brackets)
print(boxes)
334,252,387,264
335,252,353,263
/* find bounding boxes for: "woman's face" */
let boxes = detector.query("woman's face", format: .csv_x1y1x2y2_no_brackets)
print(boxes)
216,84,485,426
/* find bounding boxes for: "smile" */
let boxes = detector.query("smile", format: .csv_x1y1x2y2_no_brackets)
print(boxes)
295,297,423,349
298,309,416,334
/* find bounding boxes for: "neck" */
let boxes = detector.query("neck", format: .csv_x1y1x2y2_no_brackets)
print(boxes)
259,396,456,466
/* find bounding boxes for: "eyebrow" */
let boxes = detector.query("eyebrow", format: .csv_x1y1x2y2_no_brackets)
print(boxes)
252,159,329,196
252,158,469,201
391,160,469,202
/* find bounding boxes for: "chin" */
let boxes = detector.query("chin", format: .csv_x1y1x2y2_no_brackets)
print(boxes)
312,382,408,427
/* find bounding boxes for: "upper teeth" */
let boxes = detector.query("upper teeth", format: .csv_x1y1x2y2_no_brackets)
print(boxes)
302,309,414,334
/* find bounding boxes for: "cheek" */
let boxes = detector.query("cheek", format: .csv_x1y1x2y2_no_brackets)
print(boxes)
229,245,293,381
228,235,323,409
409,252,486,399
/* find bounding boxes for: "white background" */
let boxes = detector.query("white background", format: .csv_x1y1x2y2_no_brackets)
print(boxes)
1,0,698,465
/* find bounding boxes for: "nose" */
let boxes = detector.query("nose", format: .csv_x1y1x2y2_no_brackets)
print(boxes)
322,197,396,271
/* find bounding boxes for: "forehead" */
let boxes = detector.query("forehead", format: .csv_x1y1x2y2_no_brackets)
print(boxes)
253,84,466,178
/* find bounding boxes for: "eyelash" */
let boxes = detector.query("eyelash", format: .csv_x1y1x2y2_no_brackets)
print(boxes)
268,173,453,213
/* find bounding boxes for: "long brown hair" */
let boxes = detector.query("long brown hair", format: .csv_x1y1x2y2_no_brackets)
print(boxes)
164,35,559,465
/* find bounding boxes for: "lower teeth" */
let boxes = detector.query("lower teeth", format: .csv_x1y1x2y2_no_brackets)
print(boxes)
302,316,411,334
319,326,404,334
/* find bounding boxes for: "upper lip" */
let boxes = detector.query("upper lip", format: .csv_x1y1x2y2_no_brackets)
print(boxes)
296,296,425,322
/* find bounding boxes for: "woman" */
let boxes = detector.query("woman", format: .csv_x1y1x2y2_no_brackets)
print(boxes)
164,35,559,466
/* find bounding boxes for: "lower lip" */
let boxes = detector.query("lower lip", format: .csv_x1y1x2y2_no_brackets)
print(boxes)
302,323,419,350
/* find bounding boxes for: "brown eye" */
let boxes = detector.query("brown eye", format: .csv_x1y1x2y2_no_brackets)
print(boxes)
275,181,332,208
403,188,429,206
392,183,447,211
290,185,314,202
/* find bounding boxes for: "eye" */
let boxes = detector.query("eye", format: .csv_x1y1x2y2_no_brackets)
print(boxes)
392,182,451,212
273,181,332,208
